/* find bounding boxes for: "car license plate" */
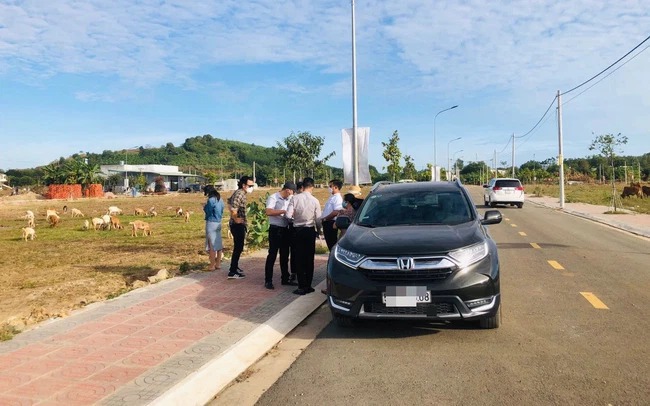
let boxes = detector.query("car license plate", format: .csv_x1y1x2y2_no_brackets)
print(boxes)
382,286,431,307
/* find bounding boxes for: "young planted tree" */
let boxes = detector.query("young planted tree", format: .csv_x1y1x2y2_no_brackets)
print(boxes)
589,133,628,212
403,155,417,180
382,130,402,182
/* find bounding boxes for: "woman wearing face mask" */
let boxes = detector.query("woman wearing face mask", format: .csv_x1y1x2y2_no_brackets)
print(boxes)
335,193,361,239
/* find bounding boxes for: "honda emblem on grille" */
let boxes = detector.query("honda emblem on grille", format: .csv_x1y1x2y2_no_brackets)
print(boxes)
397,257,415,270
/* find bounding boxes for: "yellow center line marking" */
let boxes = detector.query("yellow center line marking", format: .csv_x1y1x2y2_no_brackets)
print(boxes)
511,224,518,228
518,232,527,236
580,292,609,309
547,260,564,270
530,243,541,249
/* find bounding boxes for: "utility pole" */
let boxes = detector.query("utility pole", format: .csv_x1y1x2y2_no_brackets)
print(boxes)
512,133,515,178
557,90,565,209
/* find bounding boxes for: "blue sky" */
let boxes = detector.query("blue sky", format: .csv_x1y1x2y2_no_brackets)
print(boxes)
1,1,649,172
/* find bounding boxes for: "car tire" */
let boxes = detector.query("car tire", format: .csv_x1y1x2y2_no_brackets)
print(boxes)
331,308,356,327
517,203,523,208
479,305,501,329
490,201,496,208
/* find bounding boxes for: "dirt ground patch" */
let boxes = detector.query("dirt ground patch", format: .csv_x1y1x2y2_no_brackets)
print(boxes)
0,185,356,338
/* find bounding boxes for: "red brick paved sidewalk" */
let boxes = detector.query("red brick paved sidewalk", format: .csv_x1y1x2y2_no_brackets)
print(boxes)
0,253,329,405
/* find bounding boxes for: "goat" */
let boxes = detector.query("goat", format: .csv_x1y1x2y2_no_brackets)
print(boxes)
48,213,60,227
110,215,123,230
91,217,104,231
129,220,152,237
134,208,146,216
82,219,90,230
62,205,68,214
101,214,112,230
107,206,123,216
46,209,58,218
184,211,193,223
27,217,35,228
22,227,36,241
176,207,184,216
71,208,84,218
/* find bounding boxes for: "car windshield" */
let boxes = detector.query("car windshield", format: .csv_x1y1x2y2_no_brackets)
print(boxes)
355,190,472,227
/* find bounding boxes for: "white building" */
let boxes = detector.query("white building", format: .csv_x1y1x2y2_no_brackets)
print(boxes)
100,164,199,192
0,173,8,189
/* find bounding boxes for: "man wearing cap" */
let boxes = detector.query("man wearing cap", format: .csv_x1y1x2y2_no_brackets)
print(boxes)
286,177,322,295
263,182,297,289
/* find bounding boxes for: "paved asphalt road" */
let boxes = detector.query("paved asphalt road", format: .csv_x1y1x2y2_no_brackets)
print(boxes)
256,187,650,405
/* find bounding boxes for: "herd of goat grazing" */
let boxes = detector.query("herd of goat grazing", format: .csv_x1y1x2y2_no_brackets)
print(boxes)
19,204,193,241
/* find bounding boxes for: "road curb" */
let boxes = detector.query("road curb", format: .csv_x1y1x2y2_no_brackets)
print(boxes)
527,200,650,239
149,280,327,406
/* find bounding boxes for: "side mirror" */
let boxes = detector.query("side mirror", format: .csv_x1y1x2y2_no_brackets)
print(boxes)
481,210,502,225
335,216,351,230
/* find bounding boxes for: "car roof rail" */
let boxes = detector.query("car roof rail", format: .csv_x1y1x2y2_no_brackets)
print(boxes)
454,178,463,187
370,181,393,192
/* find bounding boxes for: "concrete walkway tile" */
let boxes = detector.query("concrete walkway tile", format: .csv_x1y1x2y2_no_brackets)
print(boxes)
81,348,136,364
12,358,65,376
7,376,71,400
90,365,148,385
121,350,173,368
42,344,95,360
129,325,179,339
0,394,39,406
0,371,33,391
54,381,117,405
47,360,107,380
77,333,125,347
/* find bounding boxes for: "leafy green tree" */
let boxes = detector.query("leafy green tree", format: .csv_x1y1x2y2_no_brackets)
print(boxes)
276,131,334,182
381,130,402,182
402,155,417,180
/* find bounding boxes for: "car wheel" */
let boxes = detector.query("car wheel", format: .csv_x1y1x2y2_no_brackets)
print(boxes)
490,201,497,208
517,203,523,208
479,305,501,329
331,308,356,327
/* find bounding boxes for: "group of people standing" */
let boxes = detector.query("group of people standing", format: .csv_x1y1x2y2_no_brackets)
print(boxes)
203,176,361,296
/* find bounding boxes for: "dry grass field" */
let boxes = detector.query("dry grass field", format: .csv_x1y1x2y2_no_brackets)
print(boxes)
0,185,355,339
530,182,650,214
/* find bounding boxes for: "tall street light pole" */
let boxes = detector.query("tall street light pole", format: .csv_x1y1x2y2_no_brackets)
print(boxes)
350,0,360,192
452,149,464,179
447,137,461,180
433,105,458,181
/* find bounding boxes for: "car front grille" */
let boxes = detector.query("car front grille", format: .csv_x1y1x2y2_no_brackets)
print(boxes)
358,268,453,282
365,302,456,315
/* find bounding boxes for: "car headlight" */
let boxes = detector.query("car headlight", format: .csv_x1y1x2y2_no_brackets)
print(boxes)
334,245,366,269
448,241,488,267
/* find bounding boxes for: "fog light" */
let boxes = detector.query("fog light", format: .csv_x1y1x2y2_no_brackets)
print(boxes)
465,297,493,309
333,298,352,307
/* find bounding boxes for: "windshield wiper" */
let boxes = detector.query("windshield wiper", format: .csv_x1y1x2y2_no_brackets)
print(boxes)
356,222,376,228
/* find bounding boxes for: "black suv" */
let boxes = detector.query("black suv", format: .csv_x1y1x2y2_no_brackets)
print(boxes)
328,180,503,328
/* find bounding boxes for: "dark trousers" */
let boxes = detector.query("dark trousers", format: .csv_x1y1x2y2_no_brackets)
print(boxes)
229,222,247,273
291,226,316,290
322,220,338,251
264,225,291,283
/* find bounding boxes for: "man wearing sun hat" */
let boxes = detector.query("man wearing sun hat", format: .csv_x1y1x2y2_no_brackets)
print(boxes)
263,181,298,289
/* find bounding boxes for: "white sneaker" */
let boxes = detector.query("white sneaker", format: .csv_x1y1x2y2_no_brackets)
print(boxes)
227,272,245,279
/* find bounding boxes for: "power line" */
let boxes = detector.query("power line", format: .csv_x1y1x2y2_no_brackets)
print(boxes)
515,95,558,140
562,44,650,106
561,34,650,96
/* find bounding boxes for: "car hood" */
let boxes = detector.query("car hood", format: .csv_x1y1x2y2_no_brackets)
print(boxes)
340,222,484,256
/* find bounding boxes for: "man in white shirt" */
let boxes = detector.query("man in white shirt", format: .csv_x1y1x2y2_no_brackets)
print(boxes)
320,179,343,251
264,182,297,289
286,177,322,295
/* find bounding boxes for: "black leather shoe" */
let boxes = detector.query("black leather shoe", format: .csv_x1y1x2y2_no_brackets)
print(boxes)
305,287,315,293
281,280,298,286
264,282,274,290
289,274,297,283
292,288,307,295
